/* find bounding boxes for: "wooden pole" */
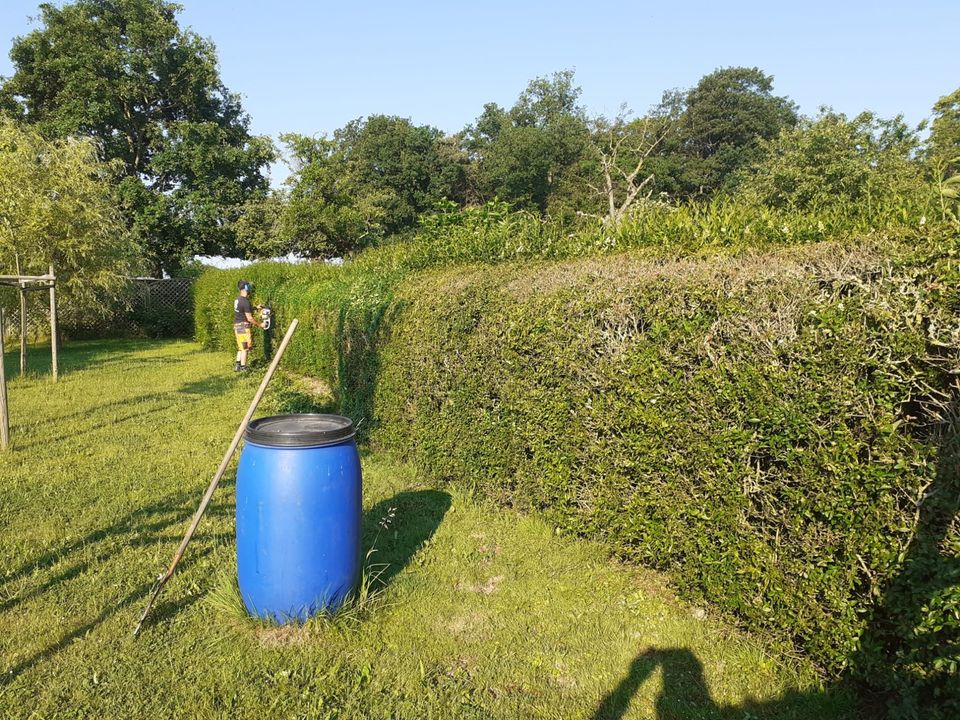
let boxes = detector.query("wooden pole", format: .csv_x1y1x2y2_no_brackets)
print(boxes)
15,256,26,376
133,318,300,636
18,289,27,378
48,264,58,382
0,309,9,450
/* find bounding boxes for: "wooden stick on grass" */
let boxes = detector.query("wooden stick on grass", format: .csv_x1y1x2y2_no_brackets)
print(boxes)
133,318,299,636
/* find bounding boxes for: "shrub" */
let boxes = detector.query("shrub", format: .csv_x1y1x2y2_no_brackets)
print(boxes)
0,119,139,325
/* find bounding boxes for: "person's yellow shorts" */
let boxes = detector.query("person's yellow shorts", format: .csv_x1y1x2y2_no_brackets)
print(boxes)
234,322,253,350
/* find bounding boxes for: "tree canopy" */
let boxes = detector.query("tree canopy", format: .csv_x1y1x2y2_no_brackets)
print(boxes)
275,133,386,259
651,67,799,198
736,109,924,214
465,70,591,213
930,88,960,173
0,0,274,274
2,2,953,268
272,115,468,258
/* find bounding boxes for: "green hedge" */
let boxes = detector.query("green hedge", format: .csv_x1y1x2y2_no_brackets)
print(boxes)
372,238,958,715
195,228,958,715
194,198,926,425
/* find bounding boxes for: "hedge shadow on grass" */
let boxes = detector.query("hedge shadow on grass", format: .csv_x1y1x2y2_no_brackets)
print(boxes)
0,546,218,686
0,489,232,683
0,490,197,593
14,395,202,450
362,489,452,592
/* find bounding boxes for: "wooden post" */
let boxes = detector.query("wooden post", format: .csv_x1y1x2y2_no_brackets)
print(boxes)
18,287,27,377
0,309,9,450
15,255,26,376
48,264,58,382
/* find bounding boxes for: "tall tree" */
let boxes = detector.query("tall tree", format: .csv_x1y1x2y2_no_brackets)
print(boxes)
928,88,960,229
276,133,387,259
0,0,274,274
930,88,960,174
736,109,924,214
582,109,672,226
233,189,287,260
465,70,591,213
652,67,798,198
277,116,466,257
336,115,464,234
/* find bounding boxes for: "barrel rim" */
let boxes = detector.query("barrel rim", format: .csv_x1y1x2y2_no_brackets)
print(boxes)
244,413,356,448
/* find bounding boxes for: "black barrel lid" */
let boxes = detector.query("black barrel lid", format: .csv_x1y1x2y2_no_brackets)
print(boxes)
244,414,355,448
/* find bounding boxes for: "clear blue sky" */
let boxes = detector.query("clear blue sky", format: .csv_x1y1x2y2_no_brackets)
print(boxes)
1,0,957,184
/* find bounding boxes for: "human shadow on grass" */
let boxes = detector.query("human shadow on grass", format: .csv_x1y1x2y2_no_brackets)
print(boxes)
179,373,237,397
592,647,856,720
361,489,452,592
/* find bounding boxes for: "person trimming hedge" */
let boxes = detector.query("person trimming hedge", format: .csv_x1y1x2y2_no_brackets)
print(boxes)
233,280,265,372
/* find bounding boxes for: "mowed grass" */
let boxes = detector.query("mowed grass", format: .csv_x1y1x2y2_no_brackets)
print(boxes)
0,340,860,719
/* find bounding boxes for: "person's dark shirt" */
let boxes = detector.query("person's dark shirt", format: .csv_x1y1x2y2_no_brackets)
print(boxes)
234,295,253,324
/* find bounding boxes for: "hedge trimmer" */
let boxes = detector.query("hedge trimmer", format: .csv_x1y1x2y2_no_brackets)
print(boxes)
255,304,272,331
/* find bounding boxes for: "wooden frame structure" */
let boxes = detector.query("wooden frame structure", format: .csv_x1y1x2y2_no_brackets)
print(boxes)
0,262,59,450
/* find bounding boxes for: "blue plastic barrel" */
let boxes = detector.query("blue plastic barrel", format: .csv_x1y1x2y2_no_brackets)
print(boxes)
236,414,361,623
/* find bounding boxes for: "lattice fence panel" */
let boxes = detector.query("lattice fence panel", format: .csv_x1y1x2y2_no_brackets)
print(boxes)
124,278,195,337
1,291,53,341
133,278,193,309
2,277,195,341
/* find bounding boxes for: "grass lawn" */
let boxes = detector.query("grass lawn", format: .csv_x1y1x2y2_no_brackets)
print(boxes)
0,339,860,719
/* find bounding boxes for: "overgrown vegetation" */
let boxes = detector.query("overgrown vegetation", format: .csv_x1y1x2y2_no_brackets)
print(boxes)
195,190,933,367
373,237,959,717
